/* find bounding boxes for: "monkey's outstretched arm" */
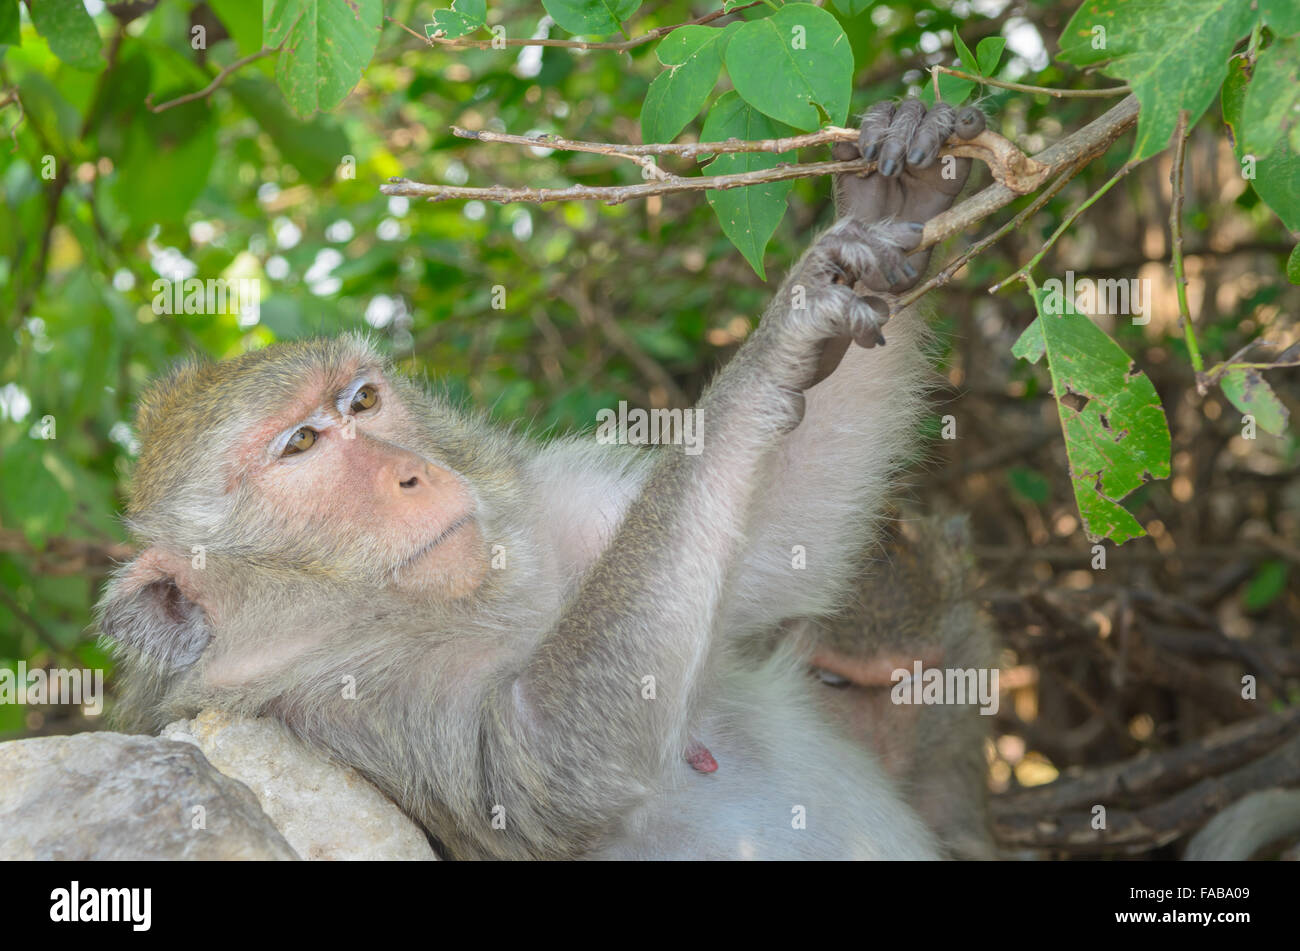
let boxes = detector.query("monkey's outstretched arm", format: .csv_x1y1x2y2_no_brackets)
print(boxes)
476,209,897,857
724,100,986,634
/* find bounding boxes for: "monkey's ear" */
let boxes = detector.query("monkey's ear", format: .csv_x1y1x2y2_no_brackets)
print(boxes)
97,548,212,671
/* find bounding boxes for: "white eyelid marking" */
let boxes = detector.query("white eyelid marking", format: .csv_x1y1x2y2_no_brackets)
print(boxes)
271,411,334,457
338,374,377,413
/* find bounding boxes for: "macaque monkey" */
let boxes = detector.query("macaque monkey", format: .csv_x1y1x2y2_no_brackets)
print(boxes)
797,516,998,859
99,99,990,859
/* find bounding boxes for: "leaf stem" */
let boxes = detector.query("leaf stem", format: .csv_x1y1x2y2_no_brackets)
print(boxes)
1168,110,1205,387
933,66,1131,98
989,159,1137,293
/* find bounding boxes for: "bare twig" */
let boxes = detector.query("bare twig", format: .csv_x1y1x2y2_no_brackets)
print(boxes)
0,88,23,152
918,94,1139,257
888,152,1092,318
385,124,1053,203
994,732,1300,853
988,156,1139,293
993,707,1300,818
146,46,278,113
384,157,880,204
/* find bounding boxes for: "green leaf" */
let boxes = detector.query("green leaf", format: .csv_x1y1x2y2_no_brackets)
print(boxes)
230,76,351,183
699,91,795,279
0,0,20,48
830,0,875,16
542,0,640,37
1008,466,1050,504
209,0,264,55
1241,37,1300,157
921,72,975,107
641,25,730,144
1012,291,1171,545
1058,0,1255,162
1243,560,1289,611
725,4,853,131
0,441,72,544
113,97,216,228
1287,245,1300,284
29,0,102,71
265,0,382,116
1223,54,1300,231
427,0,487,40
954,32,978,74
1261,0,1300,36
976,36,1006,76
1220,367,1289,435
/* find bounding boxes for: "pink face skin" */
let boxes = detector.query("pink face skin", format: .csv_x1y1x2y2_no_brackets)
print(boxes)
237,366,489,600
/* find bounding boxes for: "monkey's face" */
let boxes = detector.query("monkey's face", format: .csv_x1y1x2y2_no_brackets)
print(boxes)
237,369,492,600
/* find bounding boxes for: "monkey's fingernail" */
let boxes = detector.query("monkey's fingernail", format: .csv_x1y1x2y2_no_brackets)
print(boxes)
906,147,925,165
903,261,918,280
905,222,924,233
880,157,898,176
864,143,881,161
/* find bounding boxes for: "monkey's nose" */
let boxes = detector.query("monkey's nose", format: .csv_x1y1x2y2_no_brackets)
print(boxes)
396,460,441,491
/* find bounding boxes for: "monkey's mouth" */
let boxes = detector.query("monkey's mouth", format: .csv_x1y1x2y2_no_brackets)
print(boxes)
398,513,474,570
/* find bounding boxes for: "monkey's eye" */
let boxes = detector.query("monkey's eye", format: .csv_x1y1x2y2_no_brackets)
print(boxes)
351,385,379,412
283,427,318,456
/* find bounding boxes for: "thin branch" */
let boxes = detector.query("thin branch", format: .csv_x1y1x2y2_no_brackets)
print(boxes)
146,46,278,113
452,123,854,158
386,123,1054,203
403,2,765,52
887,152,1092,319
988,157,1138,293
1168,110,1205,389
384,158,870,205
0,88,23,152
917,95,1139,257
932,65,1131,98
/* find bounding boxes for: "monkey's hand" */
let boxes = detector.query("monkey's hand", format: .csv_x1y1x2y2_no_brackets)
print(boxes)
757,99,987,391
832,99,986,288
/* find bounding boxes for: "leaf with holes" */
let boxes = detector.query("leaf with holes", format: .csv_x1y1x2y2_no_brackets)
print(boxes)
1220,367,1289,435
1059,0,1255,162
1012,292,1171,545
1223,54,1300,231
1241,37,1300,158
426,0,487,40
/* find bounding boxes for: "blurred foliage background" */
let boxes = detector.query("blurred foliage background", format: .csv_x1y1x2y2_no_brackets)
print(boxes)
0,0,1297,854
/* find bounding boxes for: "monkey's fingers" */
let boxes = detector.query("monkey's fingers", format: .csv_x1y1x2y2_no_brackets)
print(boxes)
902,102,958,171
823,220,924,293
874,99,926,177
855,100,897,163
954,105,986,141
